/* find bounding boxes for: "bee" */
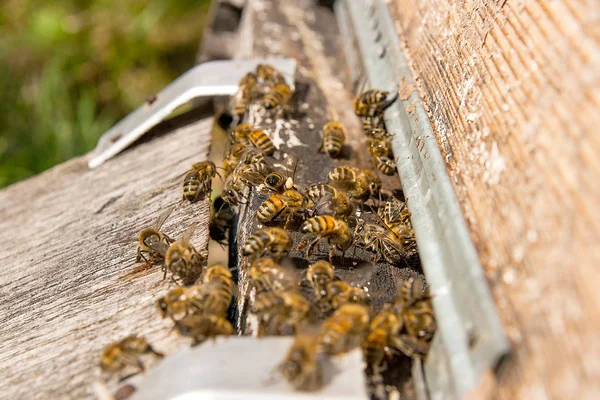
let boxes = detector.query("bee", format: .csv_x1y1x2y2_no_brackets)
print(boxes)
256,64,287,86
263,153,298,193
318,303,370,355
242,227,292,260
362,304,403,366
232,72,257,120
164,223,205,285
307,185,353,218
367,135,393,158
257,189,306,227
361,169,383,200
156,286,202,321
232,124,276,155
100,335,163,378
174,313,233,345
327,166,369,201
320,121,346,158
262,83,293,110
222,170,249,206
393,278,436,342
135,207,174,265
378,197,411,227
372,155,397,175
197,264,237,317
353,89,398,117
355,221,407,265
322,280,371,310
251,290,310,336
298,216,353,262
278,332,325,392
249,257,297,295
222,143,247,177
306,260,336,298
209,196,235,246
182,161,220,203
362,115,384,133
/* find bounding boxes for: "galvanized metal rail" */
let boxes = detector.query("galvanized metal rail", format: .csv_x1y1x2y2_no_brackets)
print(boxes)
335,1,511,399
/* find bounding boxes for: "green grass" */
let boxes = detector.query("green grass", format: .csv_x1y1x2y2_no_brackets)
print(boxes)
0,0,211,188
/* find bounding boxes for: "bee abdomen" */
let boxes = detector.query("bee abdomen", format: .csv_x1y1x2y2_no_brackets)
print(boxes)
322,122,345,158
250,131,276,155
301,216,336,234
183,171,201,201
257,195,286,222
373,156,396,175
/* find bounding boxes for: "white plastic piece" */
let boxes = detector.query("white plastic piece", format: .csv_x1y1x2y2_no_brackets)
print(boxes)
88,58,297,169
131,337,368,400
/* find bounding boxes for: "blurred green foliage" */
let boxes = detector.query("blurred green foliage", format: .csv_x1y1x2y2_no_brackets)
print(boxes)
0,0,211,188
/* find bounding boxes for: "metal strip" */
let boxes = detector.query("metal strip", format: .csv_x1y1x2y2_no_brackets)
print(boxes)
334,1,510,399
88,58,296,169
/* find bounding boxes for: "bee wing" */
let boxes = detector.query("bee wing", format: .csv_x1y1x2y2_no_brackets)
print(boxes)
335,262,376,287
239,170,266,187
311,192,334,215
178,222,198,244
148,242,169,257
281,152,298,178
153,206,175,230
273,258,302,287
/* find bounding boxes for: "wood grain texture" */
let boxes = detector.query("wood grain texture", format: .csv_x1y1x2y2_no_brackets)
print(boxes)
388,0,600,398
0,118,213,399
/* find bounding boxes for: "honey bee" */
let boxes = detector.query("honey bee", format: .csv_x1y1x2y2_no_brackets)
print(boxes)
262,83,293,110
174,313,234,345
362,115,384,133
322,280,371,310
366,135,393,159
278,332,325,392
256,64,287,86
232,72,257,120
222,143,247,177
257,189,306,227
355,220,408,265
249,257,298,294
135,207,174,265
182,161,220,203
298,216,353,262
242,227,292,260
369,277,435,359
263,153,298,193
232,124,276,155
222,170,249,206
361,169,383,200
197,264,237,317
318,303,370,355
156,286,202,321
306,260,336,298
251,290,310,336
100,335,163,378
378,197,411,227
164,223,205,285
209,196,235,246
362,304,403,366
372,155,397,176
308,186,353,218
320,121,346,158
327,166,369,201
353,89,398,117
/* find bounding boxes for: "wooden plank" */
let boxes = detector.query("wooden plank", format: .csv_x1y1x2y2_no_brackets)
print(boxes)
387,0,600,398
0,117,214,399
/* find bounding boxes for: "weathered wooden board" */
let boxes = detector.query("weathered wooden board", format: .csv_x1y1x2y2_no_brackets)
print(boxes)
388,0,600,398
0,117,213,399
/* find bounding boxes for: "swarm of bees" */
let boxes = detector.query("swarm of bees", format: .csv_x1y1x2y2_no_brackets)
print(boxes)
99,64,435,396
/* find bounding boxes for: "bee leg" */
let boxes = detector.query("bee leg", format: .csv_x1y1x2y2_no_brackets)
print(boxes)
328,246,336,264
305,238,321,258
137,249,149,264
